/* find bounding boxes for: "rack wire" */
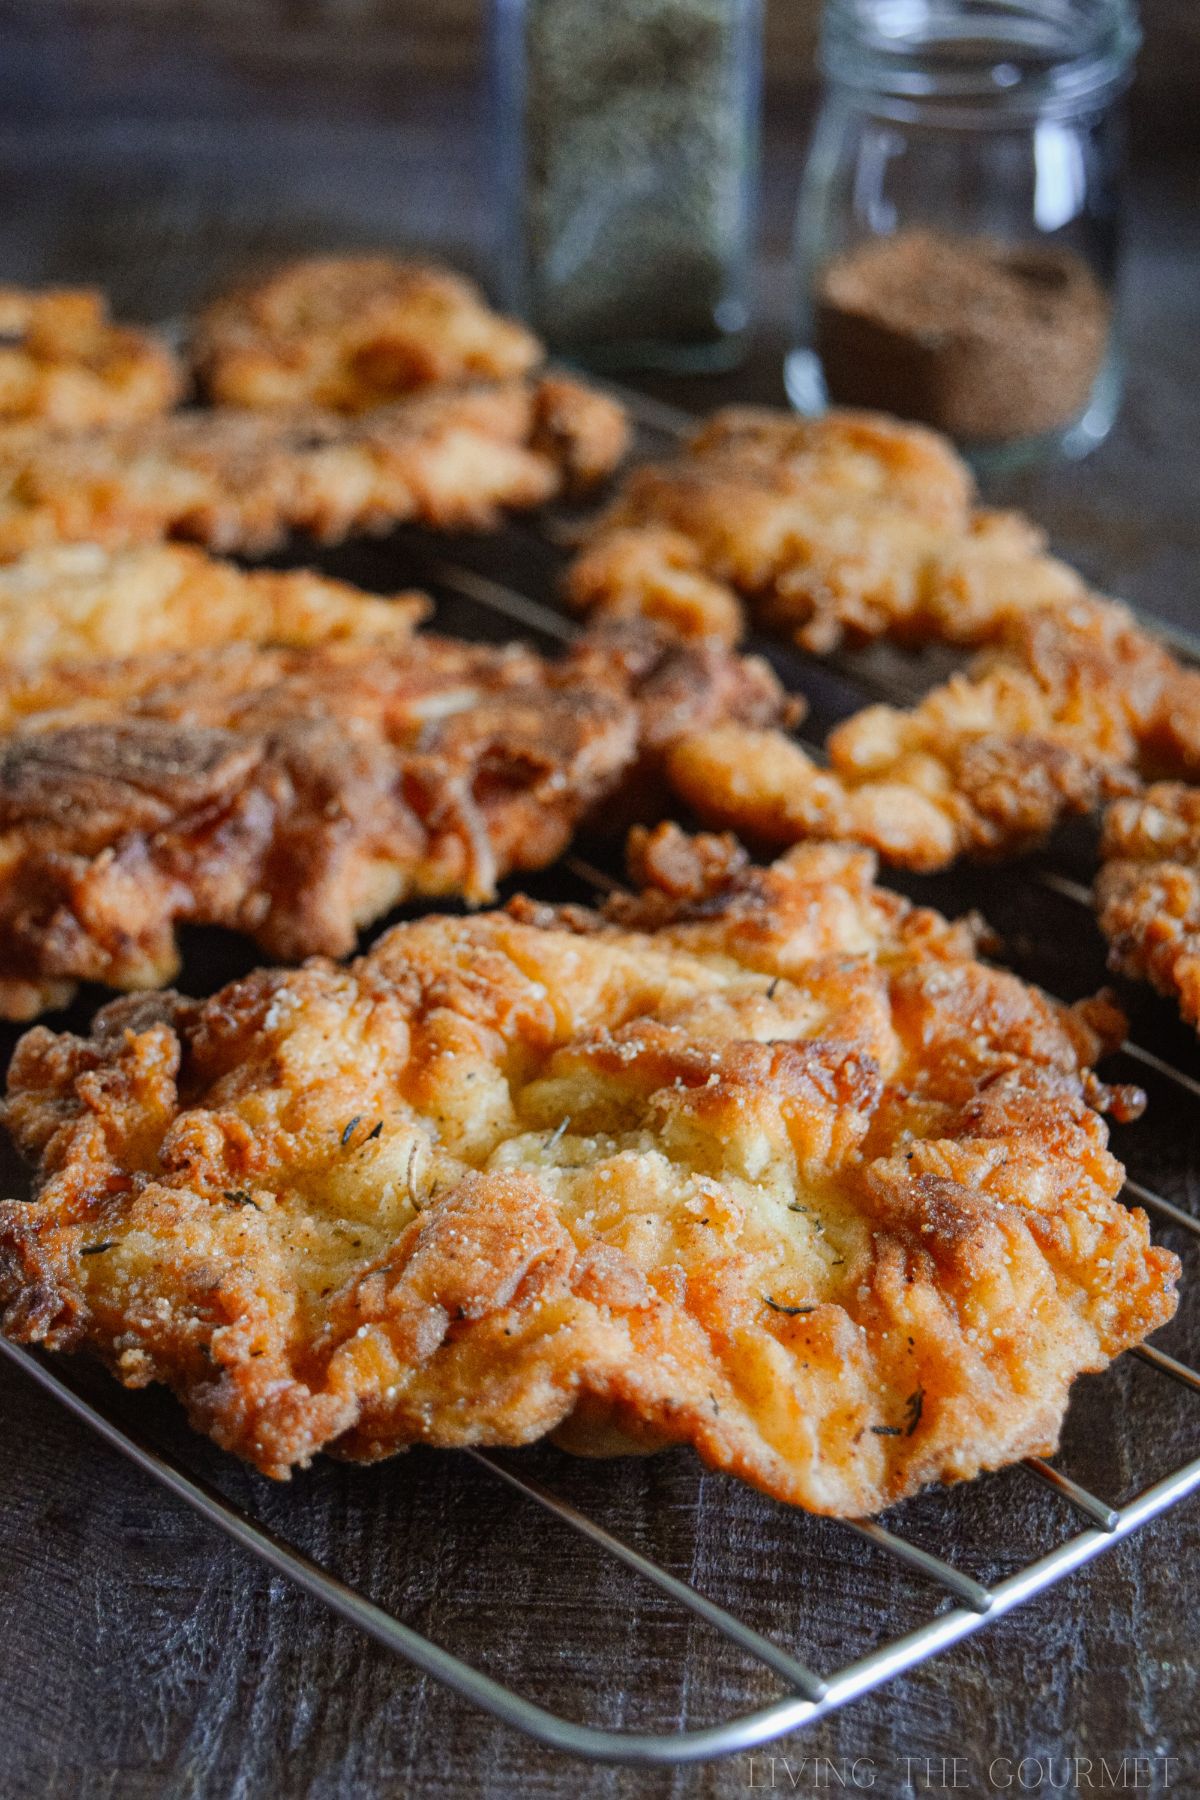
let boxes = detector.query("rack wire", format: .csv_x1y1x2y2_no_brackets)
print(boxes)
2,384,1199,1768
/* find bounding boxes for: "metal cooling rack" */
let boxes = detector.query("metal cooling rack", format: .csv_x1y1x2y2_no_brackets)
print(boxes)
3,383,1200,1768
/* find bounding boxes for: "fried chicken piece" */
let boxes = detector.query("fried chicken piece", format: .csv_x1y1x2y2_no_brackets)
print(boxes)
567,406,1084,652
0,543,427,671
0,625,784,1018
670,597,1200,871
0,374,629,561
0,826,1175,1514
0,286,182,428
193,255,541,412
1097,785,1200,1029
571,396,1200,897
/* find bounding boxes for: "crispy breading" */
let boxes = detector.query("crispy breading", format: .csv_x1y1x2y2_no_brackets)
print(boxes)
0,543,427,671
0,375,629,561
0,286,182,427
1097,785,1200,1029
193,255,541,412
569,401,1200,872
0,626,785,1018
566,401,1200,880
0,826,1175,1514
670,597,1200,871
566,406,1084,652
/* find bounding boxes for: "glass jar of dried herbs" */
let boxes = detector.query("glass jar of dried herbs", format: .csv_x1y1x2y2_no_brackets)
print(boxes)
493,0,762,372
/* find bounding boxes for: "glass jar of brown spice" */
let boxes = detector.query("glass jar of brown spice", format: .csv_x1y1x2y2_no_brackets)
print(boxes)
787,0,1140,468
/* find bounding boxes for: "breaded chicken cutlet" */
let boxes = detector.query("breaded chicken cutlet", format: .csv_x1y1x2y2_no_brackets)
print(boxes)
1097,786,1200,1031
0,286,182,428
193,255,541,412
0,542,427,670
566,406,1085,652
569,403,1200,873
0,374,628,561
670,595,1200,871
0,625,786,1019
0,825,1177,1514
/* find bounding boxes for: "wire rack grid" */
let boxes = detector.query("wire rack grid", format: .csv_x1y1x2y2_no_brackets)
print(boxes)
2,384,1199,1769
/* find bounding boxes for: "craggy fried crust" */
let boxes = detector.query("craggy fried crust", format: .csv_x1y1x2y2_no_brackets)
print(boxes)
193,256,541,412
567,402,1200,873
669,597,1200,871
1098,785,1200,1029
0,375,629,561
0,543,427,670
0,287,182,427
0,626,785,1018
0,826,1176,1513
566,407,1084,652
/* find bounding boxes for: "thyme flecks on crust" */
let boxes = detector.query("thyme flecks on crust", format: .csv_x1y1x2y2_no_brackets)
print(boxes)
0,824,1177,1517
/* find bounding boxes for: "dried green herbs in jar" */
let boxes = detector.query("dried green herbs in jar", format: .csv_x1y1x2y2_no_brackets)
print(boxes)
494,0,762,371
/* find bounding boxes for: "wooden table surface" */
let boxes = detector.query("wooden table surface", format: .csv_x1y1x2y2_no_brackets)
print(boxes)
1,10,1198,1798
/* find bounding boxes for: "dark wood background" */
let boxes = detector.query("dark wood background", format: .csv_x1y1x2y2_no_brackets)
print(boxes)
1,5,1199,1797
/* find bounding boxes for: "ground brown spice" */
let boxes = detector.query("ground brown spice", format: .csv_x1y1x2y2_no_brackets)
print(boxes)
814,228,1111,444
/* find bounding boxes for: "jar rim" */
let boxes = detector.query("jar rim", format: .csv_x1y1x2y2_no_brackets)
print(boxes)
820,0,1141,120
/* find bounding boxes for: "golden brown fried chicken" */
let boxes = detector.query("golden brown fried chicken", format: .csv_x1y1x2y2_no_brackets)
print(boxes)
0,286,182,427
0,374,628,561
0,825,1176,1514
565,399,1200,879
0,626,784,1018
193,255,541,412
0,543,426,671
670,597,1200,872
567,406,1084,653
1097,785,1200,1030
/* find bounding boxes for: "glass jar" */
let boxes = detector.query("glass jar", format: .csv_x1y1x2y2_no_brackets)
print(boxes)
785,0,1140,468
492,0,762,373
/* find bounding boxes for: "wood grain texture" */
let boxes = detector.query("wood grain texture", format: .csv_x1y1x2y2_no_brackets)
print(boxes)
0,9,1199,1797
33,0,1200,140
